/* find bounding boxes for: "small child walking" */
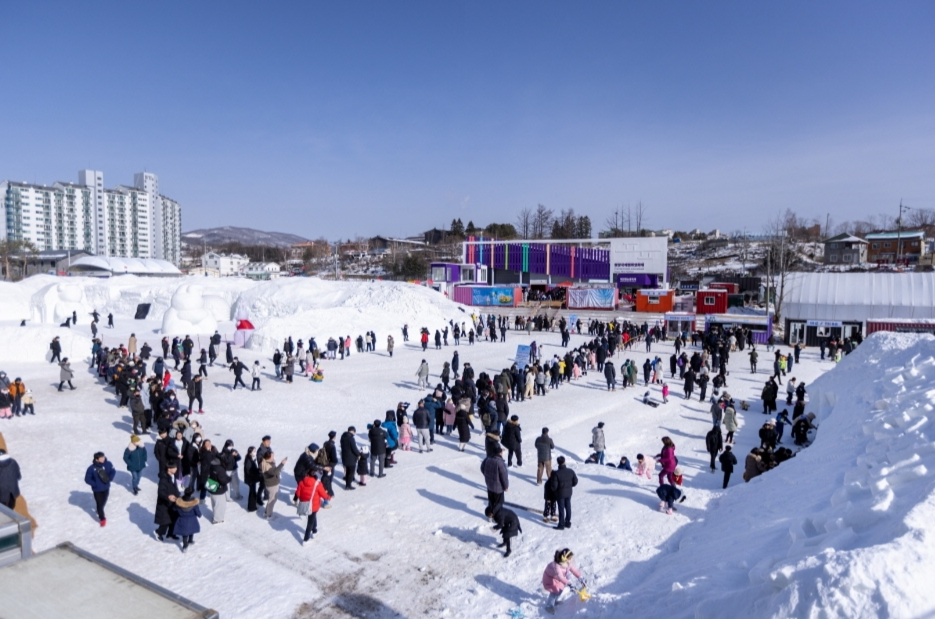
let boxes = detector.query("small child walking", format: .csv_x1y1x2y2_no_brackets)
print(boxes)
357,447,370,486
174,488,202,553
662,383,669,404
542,548,583,614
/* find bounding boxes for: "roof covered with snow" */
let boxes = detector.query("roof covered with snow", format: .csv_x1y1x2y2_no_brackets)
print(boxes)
782,272,935,321
68,256,182,277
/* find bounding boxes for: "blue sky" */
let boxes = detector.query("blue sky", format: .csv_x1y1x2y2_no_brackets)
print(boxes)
1,1,933,239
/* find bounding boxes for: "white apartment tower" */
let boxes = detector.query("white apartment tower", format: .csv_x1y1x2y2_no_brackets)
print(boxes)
2,170,181,264
134,172,181,264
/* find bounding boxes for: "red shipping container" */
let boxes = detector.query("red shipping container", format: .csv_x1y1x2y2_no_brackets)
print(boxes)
696,289,728,314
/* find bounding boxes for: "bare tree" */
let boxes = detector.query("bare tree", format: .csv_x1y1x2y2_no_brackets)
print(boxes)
603,205,630,237
532,204,554,239
633,201,647,235
516,207,533,240
907,207,935,228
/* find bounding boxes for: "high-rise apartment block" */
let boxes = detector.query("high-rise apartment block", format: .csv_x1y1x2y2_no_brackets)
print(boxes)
1,170,182,264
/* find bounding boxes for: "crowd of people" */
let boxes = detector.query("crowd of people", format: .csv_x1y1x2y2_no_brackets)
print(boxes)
0,305,834,613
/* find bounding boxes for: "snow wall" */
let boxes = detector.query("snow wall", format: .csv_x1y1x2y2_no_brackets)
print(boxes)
0,326,92,364
615,331,935,619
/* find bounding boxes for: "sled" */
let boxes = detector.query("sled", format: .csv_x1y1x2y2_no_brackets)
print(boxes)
642,399,659,408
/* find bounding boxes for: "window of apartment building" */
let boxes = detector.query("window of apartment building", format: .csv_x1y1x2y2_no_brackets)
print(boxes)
872,243,880,249
843,254,852,262
830,254,839,262
884,242,891,248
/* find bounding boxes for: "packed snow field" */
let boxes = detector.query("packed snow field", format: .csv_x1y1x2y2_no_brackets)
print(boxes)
1,276,933,618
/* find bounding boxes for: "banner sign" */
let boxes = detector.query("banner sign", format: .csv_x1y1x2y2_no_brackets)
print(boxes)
567,288,616,309
470,286,516,307
515,345,531,366
806,320,842,328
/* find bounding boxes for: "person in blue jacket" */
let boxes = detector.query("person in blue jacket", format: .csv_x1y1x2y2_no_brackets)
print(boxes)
122,435,148,495
85,452,116,526
382,410,399,467
173,487,202,553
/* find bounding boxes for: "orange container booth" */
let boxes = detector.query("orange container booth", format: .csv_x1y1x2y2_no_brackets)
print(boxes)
635,289,675,312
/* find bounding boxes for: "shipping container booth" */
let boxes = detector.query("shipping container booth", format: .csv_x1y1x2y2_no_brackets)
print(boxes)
709,282,740,294
635,289,675,312
784,319,863,346
453,285,523,308
705,313,773,344
664,312,696,338
696,289,728,314
430,263,488,285
866,319,935,335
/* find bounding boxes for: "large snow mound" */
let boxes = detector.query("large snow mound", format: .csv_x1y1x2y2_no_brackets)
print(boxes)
616,332,935,619
0,326,92,364
235,279,469,352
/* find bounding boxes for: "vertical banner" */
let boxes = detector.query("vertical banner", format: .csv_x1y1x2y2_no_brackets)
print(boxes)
515,344,531,366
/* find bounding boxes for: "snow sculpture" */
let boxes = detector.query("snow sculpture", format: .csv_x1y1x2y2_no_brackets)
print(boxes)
161,285,218,335
202,294,231,322
30,282,89,324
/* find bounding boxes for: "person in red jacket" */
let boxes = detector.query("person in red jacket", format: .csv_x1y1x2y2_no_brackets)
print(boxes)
296,469,333,545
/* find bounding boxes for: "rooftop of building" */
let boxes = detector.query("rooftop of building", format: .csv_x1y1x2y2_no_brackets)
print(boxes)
865,230,925,240
823,233,868,244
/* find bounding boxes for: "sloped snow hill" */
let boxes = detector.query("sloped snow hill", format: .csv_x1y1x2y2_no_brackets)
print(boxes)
611,332,935,619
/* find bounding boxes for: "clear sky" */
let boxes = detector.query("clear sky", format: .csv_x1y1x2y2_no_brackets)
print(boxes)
1,1,933,239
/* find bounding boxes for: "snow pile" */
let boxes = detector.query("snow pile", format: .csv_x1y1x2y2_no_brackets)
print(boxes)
235,279,468,352
0,281,32,321
0,325,92,364
160,285,220,335
616,332,935,619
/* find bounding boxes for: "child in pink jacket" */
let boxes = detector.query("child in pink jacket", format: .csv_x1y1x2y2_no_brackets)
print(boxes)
635,453,654,479
399,416,413,451
542,548,583,613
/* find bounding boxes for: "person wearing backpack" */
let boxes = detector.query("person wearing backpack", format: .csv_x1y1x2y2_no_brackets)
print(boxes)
535,428,555,485
84,452,116,527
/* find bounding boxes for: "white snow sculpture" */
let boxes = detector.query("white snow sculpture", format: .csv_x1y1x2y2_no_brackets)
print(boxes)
202,294,231,322
161,285,218,335
30,283,89,324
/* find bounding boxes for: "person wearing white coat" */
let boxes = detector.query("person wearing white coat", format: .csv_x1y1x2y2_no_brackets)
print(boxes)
251,361,262,391
591,422,606,465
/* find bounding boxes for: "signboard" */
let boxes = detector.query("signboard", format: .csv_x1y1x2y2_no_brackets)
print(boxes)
470,286,516,307
567,288,616,309
514,345,531,366
638,289,669,297
806,320,842,328
615,273,658,287
609,237,668,278
568,314,578,326
679,280,699,291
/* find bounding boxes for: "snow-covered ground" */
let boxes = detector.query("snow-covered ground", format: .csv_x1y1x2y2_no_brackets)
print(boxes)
1,276,932,618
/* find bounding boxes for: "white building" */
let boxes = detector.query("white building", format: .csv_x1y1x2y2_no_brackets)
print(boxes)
243,262,282,280
2,170,182,264
202,252,249,277
134,172,182,264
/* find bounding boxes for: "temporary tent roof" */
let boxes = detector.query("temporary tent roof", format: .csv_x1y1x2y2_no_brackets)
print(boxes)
68,256,182,277
781,272,935,321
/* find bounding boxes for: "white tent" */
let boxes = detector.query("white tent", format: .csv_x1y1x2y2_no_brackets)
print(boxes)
781,272,935,321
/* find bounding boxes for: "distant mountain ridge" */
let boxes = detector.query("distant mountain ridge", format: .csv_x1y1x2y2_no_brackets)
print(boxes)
182,226,308,248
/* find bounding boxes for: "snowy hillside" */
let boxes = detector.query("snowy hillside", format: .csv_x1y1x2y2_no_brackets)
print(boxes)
614,332,935,618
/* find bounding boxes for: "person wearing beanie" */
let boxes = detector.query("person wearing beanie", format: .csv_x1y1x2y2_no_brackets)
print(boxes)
591,422,606,465
292,443,319,504
123,436,148,495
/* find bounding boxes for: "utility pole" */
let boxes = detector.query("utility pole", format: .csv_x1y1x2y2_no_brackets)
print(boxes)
895,200,911,267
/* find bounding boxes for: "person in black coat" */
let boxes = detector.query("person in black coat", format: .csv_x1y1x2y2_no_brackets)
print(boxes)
229,358,247,390
454,409,472,452
243,447,262,511
759,421,778,451
486,505,522,558
340,428,361,490
603,361,616,391
719,445,737,489
0,450,22,510
155,463,180,541
705,426,723,472
549,456,578,530
501,415,522,467
368,421,387,478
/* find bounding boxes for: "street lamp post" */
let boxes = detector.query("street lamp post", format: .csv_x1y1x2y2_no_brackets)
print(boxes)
896,201,911,266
